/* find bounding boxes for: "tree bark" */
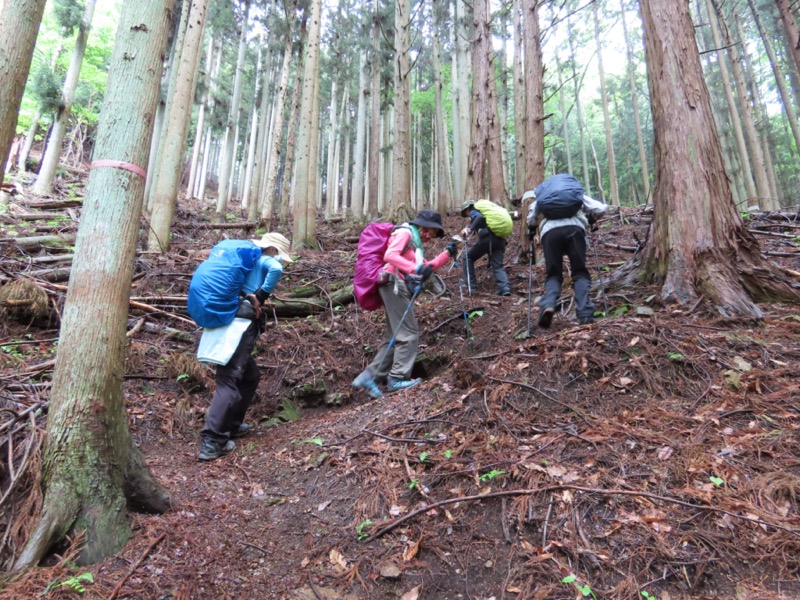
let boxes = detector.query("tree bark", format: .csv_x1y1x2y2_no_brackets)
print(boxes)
775,0,800,77
147,0,208,251
390,0,412,219
592,1,619,206
351,49,368,218
621,0,800,317
367,0,382,218
0,0,48,185
522,0,544,191
15,0,173,571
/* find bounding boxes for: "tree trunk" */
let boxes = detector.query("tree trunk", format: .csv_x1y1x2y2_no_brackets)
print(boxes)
15,0,173,570
279,41,304,224
216,0,251,219
147,0,208,251
432,3,453,214
0,0,48,185
567,18,591,196
367,0,382,218
592,1,619,206
324,80,338,219
775,0,800,77
186,33,215,201
620,0,651,202
512,0,525,195
390,0,412,220
522,0,544,190
351,49,368,218
33,0,97,196
454,0,471,201
619,0,800,318
292,0,322,248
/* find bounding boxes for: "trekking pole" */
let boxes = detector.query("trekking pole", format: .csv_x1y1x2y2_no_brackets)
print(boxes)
590,231,609,317
386,284,423,352
526,237,535,336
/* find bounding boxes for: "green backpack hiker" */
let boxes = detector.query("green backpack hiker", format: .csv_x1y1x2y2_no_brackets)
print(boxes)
474,199,513,239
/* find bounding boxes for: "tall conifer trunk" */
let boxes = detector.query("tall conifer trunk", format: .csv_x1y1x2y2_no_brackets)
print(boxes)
15,0,173,570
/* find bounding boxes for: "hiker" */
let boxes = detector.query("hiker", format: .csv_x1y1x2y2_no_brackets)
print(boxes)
193,233,293,461
352,209,458,399
459,199,512,296
525,174,608,328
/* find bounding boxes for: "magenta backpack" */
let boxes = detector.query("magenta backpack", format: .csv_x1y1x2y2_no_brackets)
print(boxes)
353,222,397,311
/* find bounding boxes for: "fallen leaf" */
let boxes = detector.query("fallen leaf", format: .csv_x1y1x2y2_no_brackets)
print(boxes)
329,548,349,573
657,446,673,460
318,500,331,512
403,537,422,562
400,585,421,600
507,586,523,593
628,336,640,347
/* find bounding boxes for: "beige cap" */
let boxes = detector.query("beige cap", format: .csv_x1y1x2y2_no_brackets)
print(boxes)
252,232,294,263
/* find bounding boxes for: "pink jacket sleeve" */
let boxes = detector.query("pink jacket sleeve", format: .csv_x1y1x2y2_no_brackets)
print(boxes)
426,250,450,272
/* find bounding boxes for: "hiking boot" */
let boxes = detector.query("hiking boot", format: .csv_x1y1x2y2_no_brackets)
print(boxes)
497,288,511,297
352,370,384,399
231,423,252,438
538,306,555,329
386,377,421,393
578,316,596,325
197,439,236,461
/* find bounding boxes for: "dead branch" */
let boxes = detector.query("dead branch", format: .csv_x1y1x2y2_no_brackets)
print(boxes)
107,533,166,600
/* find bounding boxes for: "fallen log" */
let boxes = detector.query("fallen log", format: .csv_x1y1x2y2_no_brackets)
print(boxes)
23,199,83,210
1,234,75,252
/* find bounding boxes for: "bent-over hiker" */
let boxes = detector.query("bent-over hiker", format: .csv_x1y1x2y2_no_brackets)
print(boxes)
352,210,458,399
192,233,293,461
525,174,608,328
459,199,512,296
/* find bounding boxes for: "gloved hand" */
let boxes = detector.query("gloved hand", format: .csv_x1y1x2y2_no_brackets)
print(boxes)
527,225,537,238
405,274,423,295
416,263,434,282
445,241,458,258
255,288,271,304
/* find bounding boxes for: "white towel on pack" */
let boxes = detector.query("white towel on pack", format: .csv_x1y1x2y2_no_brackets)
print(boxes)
196,318,252,366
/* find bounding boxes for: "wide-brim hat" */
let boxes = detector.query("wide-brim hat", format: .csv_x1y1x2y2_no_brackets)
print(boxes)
460,200,475,217
252,232,294,262
410,209,444,237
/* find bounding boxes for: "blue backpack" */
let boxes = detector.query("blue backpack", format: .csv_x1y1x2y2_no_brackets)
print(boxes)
187,240,262,328
534,174,585,220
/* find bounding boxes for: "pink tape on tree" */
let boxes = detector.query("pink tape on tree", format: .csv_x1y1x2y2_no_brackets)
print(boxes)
90,159,147,180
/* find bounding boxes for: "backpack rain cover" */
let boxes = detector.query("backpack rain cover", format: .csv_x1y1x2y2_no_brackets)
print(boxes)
534,173,585,220
353,222,396,311
188,239,262,328
474,199,513,239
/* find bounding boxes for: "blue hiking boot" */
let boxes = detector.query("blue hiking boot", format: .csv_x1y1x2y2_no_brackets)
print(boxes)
352,370,384,399
197,439,235,461
386,377,421,393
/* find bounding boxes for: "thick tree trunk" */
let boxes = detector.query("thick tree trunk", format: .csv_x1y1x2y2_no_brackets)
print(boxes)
567,19,591,196
431,5,453,214
15,0,173,571
621,0,800,317
512,0,525,195
367,0,382,218
0,0,48,185
775,0,800,77
522,0,544,190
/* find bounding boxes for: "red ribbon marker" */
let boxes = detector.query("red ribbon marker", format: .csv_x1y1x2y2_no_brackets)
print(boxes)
89,159,147,180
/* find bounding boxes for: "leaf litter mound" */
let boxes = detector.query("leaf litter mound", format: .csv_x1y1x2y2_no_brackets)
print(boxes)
1,193,799,599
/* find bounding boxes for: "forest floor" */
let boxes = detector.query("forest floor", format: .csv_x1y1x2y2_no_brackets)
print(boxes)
1,172,799,599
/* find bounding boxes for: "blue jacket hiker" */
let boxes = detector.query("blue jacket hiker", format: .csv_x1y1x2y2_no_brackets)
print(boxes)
195,232,293,461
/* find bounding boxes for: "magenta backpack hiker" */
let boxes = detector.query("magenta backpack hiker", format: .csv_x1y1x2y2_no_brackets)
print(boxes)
353,222,397,311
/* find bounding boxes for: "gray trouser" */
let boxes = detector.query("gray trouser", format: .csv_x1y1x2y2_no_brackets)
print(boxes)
201,319,260,444
367,279,419,382
540,225,595,320
463,232,510,293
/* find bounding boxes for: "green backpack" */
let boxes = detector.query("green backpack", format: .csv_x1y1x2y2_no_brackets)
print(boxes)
474,199,513,239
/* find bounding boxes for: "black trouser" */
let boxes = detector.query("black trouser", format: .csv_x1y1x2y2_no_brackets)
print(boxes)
540,225,595,320
463,231,510,294
201,318,260,444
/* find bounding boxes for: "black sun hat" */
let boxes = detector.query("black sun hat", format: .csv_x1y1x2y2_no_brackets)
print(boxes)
410,209,445,237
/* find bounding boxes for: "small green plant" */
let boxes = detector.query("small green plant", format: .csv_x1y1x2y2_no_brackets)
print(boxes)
612,304,629,316
562,575,598,599
641,590,657,599
667,352,684,362
710,475,724,487
409,478,420,490
356,518,373,540
479,469,506,482
176,373,190,383
42,572,94,595
296,437,324,446
419,451,429,463
467,309,484,323
443,449,453,458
